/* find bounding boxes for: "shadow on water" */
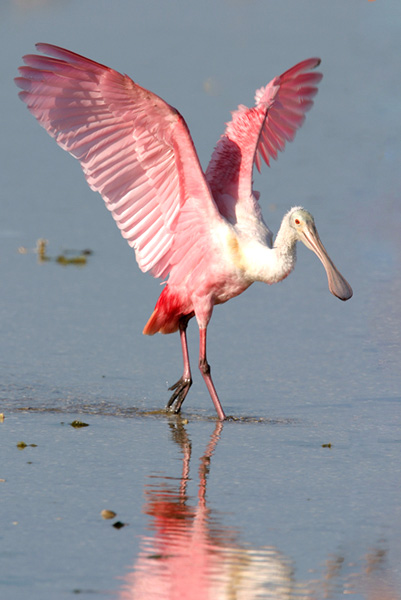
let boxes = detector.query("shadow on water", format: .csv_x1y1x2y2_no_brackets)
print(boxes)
117,420,398,600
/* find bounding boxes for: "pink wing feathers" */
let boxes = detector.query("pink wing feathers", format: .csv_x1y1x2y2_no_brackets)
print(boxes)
15,44,221,281
206,58,323,208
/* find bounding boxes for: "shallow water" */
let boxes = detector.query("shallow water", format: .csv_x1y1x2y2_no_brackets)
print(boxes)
1,1,401,598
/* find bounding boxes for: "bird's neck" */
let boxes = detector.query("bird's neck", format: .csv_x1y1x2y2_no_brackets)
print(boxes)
241,213,297,285
269,215,298,282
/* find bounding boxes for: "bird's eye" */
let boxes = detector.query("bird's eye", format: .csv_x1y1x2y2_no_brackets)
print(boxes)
294,218,300,225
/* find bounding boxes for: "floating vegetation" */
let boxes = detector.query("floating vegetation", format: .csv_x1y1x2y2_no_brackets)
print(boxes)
55,254,88,266
18,238,92,266
16,441,37,449
101,509,117,520
70,420,89,428
37,238,48,262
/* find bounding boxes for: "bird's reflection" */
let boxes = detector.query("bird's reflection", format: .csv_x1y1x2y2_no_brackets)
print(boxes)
118,420,399,600
118,420,299,599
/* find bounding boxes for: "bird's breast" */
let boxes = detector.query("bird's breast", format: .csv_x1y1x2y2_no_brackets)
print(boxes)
226,230,246,273
224,225,296,286
225,228,273,284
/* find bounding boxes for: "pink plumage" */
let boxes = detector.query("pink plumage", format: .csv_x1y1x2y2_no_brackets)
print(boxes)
16,45,352,420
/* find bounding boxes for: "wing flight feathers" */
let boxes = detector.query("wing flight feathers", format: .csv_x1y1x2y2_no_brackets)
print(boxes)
206,58,322,203
15,44,219,280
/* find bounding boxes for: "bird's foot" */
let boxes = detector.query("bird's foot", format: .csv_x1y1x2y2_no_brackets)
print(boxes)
166,377,192,414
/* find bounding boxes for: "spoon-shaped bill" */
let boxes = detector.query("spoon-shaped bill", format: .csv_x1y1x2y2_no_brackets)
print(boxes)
301,225,353,301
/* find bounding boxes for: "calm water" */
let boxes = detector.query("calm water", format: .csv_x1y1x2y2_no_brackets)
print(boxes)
1,1,401,598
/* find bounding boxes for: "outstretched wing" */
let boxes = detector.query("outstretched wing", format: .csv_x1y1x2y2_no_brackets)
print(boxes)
206,58,322,209
15,44,222,280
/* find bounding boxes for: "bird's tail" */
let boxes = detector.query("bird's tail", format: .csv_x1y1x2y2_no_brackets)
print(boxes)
143,285,185,335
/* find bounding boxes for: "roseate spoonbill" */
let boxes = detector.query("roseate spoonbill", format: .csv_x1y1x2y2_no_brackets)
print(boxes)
15,44,352,420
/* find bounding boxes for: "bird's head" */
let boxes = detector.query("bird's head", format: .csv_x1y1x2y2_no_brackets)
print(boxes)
288,207,353,301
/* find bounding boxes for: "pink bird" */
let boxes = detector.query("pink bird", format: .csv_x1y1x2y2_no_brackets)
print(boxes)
15,44,352,421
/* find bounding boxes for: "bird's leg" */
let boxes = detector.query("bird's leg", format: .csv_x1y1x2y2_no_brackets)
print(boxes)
166,318,192,413
198,327,226,421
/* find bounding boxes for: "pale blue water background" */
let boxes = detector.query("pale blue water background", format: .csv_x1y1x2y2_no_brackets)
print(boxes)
1,1,401,598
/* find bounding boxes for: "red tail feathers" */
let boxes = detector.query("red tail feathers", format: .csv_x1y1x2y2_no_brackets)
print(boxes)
143,285,189,335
